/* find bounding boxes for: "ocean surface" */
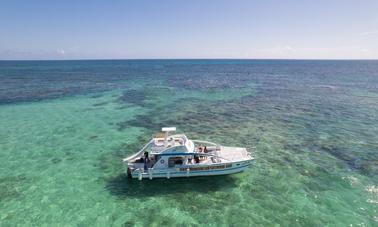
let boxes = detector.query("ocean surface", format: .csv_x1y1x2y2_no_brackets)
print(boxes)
0,60,377,226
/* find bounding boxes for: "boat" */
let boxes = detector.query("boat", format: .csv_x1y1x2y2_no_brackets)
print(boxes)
123,127,254,180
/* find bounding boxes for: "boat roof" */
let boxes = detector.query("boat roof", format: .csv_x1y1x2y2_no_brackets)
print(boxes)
150,133,194,154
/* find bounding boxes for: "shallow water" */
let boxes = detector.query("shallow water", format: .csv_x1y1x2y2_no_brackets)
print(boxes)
0,60,377,226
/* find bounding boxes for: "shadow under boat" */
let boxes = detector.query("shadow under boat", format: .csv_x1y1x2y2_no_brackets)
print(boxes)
105,173,239,198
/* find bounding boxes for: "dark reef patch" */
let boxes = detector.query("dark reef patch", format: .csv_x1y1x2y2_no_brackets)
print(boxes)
0,60,137,104
0,174,29,202
119,89,146,106
90,94,103,98
117,114,156,131
93,101,108,107
320,144,377,176
51,157,62,164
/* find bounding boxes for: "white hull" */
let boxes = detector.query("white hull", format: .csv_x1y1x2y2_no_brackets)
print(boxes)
128,161,252,180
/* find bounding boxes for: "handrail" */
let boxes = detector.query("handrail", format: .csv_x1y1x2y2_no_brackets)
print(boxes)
154,151,230,162
198,151,230,162
191,140,218,146
122,139,153,162
192,151,232,162
192,154,230,163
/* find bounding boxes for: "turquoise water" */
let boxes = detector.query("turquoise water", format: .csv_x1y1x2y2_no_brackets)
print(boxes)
0,60,377,226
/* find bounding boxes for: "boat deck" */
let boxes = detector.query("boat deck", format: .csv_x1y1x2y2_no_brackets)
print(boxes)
217,146,252,162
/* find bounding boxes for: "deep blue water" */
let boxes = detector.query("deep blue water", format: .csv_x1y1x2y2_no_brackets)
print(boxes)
2,59,377,103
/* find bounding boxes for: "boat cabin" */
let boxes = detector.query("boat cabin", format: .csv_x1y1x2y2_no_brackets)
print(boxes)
128,127,220,170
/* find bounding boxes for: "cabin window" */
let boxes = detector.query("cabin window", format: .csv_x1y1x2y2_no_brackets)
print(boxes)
168,157,183,167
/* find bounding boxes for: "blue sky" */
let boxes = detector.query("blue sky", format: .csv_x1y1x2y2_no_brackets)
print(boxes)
1,0,378,59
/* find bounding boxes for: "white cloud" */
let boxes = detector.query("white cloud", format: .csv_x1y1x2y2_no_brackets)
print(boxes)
252,45,377,59
283,45,294,52
57,48,65,55
360,30,378,36
258,45,295,57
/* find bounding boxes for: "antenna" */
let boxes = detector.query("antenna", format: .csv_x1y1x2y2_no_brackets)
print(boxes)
162,127,176,146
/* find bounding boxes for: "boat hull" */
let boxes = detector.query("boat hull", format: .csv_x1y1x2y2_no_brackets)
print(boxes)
128,161,252,179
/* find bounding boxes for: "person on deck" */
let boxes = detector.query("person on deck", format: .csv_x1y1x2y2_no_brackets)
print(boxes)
143,151,149,170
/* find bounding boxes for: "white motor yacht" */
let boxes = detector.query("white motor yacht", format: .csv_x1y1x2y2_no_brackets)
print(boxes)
123,127,254,180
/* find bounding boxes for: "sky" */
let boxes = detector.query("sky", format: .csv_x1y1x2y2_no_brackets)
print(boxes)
1,0,378,60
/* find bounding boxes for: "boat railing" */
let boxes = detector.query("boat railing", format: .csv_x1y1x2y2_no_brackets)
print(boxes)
123,139,153,162
195,151,230,162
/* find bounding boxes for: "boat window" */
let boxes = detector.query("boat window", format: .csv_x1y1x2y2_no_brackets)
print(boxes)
168,157,183,167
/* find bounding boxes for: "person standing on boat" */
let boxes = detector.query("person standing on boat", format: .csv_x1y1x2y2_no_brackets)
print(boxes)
143,151,149,170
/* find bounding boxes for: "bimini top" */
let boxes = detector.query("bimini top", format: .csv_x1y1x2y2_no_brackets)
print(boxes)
150,128,195,154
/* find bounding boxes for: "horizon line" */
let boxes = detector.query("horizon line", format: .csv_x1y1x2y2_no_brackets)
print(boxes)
1,58,378,61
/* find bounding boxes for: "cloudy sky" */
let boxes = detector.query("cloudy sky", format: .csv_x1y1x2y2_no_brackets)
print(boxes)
1,0,378,60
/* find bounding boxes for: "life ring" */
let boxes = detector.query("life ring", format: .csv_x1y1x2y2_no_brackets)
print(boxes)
160,159,165,164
